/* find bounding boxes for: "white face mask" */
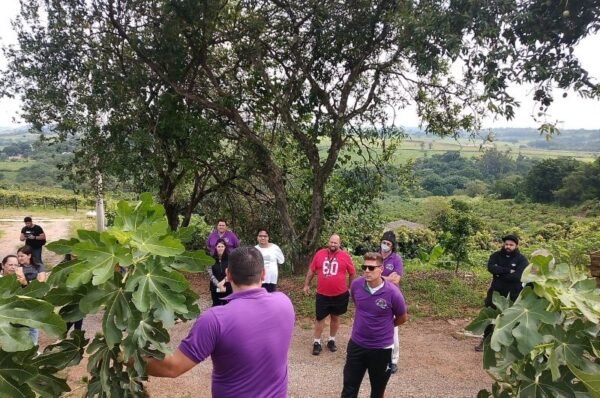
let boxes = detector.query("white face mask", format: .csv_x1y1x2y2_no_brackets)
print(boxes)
381,243,392,253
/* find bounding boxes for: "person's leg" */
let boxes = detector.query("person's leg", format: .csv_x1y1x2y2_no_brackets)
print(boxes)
210,290,220,307
366,348,393,398
31,247,43,264
313,294,329,355
262,283,277,292
390,326,399,372
73,319,83,330
330,314,340,338
341,340,368,398
29,328,39,346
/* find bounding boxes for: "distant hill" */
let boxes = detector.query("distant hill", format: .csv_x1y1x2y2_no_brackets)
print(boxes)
403,127,600,153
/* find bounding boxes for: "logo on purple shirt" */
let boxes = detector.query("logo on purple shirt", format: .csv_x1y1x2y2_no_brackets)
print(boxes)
375,298,388,309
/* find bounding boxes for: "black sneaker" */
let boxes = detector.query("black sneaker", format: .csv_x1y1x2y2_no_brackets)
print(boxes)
312,342,322,355
390,363,398,374
327,340,337,352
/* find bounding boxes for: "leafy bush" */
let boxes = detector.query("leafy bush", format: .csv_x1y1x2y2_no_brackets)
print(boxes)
0,194,212,397
394,225,437,258
467,252,600,398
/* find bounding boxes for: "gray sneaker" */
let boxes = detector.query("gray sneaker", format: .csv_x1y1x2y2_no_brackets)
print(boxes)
312,342,322,355
390,363,398,374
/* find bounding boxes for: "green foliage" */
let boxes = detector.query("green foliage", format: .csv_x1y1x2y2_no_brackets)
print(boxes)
0,274,88,397
524,158,580,203
467,252,600,398
43,194,212,397
394,226,437,259
431,199,484,272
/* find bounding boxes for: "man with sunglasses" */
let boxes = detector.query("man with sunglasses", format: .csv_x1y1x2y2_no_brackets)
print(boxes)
379,231,404,374
303,234,356,355
341,252,408,398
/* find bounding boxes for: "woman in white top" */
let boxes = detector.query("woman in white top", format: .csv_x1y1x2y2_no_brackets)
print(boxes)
255,228,285,292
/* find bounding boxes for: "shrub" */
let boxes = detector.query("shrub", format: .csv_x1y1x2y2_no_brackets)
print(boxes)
467,252,600,398
394,225,437,259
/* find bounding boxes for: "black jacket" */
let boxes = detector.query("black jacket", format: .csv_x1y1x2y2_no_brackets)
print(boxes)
487,248,528,297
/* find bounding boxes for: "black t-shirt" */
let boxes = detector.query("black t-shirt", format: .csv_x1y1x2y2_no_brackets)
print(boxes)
21,225,46,248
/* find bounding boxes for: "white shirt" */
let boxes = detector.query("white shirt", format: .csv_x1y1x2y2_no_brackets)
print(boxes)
255,243,285,284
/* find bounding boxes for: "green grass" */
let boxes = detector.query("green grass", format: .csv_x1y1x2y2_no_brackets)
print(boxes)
0,160,36,184
278,267,489,322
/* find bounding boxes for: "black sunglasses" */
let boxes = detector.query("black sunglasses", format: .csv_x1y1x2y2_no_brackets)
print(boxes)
361,265,381,271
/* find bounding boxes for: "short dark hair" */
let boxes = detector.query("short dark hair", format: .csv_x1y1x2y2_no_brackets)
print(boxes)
217,219,227,225
228,246,264,286
363,252,383,265
256,228,269,236
24,216,32,223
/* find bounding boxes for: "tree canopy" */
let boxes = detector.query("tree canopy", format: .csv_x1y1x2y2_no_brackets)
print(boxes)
2,0,599,267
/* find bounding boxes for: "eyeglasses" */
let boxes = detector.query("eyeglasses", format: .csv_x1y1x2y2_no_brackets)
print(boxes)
361,265,381,271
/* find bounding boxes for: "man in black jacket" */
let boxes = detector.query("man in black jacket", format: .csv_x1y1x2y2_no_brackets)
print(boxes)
475,234,528,352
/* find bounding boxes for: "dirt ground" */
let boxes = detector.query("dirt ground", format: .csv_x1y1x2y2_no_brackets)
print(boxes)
0,218,71,265
1,218,492,397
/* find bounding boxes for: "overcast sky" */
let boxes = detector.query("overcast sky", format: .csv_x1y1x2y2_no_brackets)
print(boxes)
1,0,598,130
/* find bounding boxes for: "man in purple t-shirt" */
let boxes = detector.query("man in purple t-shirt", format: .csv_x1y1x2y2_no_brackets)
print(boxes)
341,252,408,398
143,247,295,398
206,219,240,256
379,230,404,374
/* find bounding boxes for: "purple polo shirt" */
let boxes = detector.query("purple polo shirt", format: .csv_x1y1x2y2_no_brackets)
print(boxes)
206,230,240,256
350,277,407,349
382,252,404,277
179,288,295,398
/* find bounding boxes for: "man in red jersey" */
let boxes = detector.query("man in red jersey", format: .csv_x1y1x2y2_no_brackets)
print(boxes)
303,234,356,355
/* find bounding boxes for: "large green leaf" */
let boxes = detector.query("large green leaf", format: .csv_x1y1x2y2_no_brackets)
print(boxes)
20,280,50,299
46,259,83,288
0,297,66,351
102,289,138,348
0,276,22,298
517,366,576,398
170,250,213,272
491,289,560,355
125,261,189,314
568,362,600,398
70,237,132,287
545,323,589,380
556,279,600,324
466,306,499,335
0,349,36,398
46,238,79,255
33,330,88,371
131,227,185,257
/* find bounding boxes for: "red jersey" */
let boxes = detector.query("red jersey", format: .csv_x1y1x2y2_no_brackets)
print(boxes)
309,248,356,296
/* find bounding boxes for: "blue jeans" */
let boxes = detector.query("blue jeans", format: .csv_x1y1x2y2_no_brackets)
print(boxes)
29,328,39,346
31,247,43,264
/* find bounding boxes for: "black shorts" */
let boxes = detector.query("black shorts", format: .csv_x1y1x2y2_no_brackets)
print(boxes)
315,291,350,321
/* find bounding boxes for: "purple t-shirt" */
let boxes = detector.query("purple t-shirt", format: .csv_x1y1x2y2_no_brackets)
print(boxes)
206,230,240,256
382,252,404,277
179,288,295,397
350,277,407,349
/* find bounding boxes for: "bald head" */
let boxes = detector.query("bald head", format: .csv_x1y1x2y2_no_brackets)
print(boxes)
328,234,341,252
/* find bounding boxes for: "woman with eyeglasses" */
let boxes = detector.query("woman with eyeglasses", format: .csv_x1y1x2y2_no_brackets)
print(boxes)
255,228,285,292
378,231,404,375
208,239,233,306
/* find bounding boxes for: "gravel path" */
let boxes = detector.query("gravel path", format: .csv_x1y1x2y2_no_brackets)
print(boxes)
51,294,491,398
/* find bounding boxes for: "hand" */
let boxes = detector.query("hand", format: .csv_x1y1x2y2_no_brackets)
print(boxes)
15,267,27,285
303,285,310,295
